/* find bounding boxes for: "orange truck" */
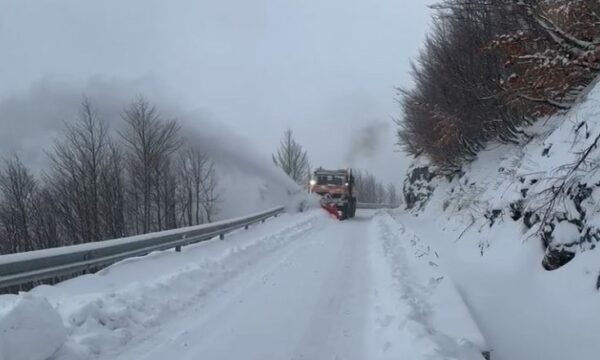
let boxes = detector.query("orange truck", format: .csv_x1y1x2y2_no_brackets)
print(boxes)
309,167,357,220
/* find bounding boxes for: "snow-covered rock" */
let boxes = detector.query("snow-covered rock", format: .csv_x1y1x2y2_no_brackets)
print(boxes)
403,162,438,211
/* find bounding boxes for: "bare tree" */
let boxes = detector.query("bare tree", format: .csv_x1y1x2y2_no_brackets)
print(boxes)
178,146,220,225
376,183,387,204
0,96,225,255
177,149,196,226
46,98,112,244
199,160,219,223
30,186,60,250
273,129,310,185
0,156,38,253
153,159,179,230
387,183,399,205
99,143,126,238
353,169,387,203
398,0,600,169
119,97,182,234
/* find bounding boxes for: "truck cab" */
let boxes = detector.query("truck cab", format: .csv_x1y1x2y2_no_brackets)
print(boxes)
309,168,357,219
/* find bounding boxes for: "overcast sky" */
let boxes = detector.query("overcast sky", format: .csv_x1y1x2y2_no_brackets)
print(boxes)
0,0,432,184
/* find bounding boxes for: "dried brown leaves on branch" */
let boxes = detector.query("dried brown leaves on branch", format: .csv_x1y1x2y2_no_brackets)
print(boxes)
398,0,600,170
491,1,600,114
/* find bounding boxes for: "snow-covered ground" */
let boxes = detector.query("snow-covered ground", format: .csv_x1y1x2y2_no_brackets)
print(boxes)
0,209,486,360
394,209,600,360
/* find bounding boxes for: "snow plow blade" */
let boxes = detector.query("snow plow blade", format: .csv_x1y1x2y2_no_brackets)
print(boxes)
321,203,340,220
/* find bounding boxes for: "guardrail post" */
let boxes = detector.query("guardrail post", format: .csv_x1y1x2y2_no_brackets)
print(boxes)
175,245,181,252
244,224,249,230
220,233,225,240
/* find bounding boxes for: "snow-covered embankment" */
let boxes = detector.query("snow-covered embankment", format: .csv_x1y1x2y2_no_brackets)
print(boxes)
396,78,600,360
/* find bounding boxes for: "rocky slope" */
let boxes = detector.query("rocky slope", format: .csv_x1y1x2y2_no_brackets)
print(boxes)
396,79,600,360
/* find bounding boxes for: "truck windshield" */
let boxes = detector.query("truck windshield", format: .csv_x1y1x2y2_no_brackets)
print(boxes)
316,175,345,185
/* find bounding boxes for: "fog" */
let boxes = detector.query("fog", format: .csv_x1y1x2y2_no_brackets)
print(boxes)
0,0,432,210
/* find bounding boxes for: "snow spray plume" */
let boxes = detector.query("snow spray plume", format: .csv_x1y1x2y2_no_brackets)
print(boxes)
177,113,301,194
0,78,302,208
344,122,389,165
176,116,308,214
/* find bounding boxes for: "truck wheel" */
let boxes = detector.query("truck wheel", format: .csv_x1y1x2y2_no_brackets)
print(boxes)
340,205,348,220
349,199,356,218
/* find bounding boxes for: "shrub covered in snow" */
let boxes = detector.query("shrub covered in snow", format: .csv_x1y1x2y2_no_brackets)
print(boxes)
398,0,600,169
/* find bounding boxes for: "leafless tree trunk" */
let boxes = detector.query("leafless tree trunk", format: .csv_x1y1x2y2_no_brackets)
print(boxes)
46,98,111,244
199,161,219,223
386,183,399,205
31,187,60,250
376,183,386,204
353,169,387,203
177,146,218,226
0,156,37,253
119,97,182,234
99,143,126,238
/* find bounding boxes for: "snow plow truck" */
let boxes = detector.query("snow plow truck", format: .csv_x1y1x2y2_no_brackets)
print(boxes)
309,167,357,220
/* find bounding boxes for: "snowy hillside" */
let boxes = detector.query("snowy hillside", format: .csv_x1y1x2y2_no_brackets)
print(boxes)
396,79,600,359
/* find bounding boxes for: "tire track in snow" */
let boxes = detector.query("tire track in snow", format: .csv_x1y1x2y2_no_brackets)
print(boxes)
289,215,371,360
106,213,374,360
366,211,486,360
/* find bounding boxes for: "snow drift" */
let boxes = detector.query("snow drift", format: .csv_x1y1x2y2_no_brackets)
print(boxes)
0,211,321,360
0,295,67,360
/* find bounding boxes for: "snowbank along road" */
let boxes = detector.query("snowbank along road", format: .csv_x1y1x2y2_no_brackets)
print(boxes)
0,209,487,360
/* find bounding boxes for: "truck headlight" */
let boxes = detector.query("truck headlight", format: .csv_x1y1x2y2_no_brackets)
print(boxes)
309,179,316,186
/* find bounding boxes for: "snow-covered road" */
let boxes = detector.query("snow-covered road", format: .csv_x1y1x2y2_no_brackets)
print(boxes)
112,212,372,360
1,209,487,360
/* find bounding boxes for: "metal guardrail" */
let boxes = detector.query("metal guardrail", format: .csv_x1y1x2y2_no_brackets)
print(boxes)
0,203,397,292
0,206,284,292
